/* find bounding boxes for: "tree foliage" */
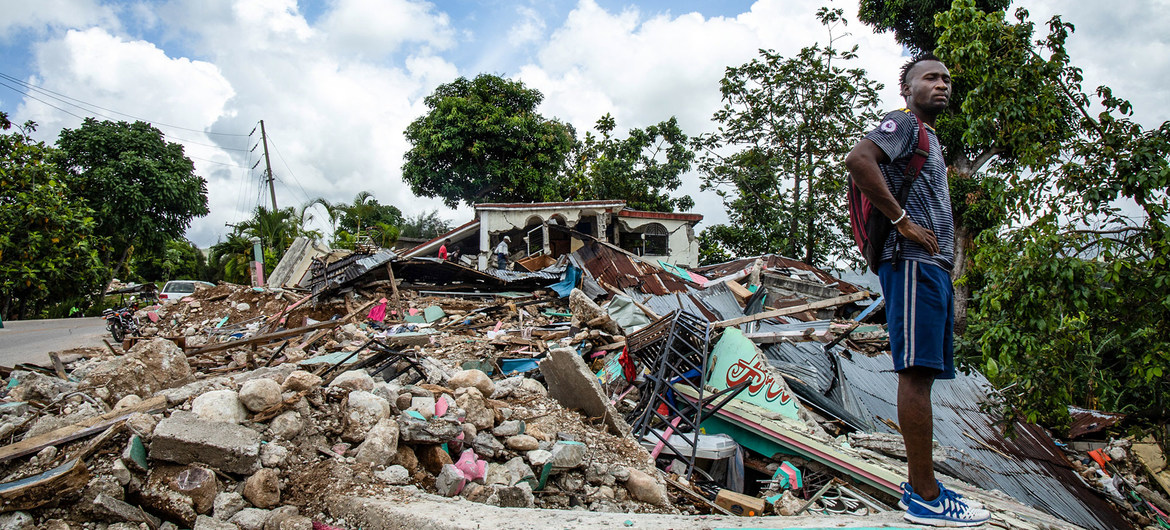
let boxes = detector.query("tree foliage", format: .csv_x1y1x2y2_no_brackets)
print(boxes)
54,118,209,284
399,209,453,240
695,9,881,268
130,238,207,283
563,114,695,212
403,74,576,208
0,114,105,319
857,0,1010,54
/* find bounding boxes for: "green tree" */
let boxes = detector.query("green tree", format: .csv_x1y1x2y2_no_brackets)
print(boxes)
695,9,882,268
563,114,695,212
0,114,105,319
403,74,576,207
208,233,255,285
130,238,207,282
399,209,453,240
54,118,209,289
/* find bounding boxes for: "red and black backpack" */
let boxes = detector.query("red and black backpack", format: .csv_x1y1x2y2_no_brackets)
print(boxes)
847,112,931,273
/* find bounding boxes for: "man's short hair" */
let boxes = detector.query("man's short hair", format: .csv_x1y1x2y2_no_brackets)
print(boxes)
900,53,943,88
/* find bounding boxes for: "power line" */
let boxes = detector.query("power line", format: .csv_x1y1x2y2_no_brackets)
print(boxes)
0,70,250,137
264,132,315,209
0,79,87,120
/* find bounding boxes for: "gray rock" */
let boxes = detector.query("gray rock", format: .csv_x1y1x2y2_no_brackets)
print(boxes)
281,370,321,392
93,493,162,527
557,471,585,492
624,468,668,506
151,411,261,474
398,413,462,443
505,434,539,451
193,515,238,530
485,462,510,486
260,442,289,467
447,369,495,397
526,449,553,467
539,347,630,436
191,389,248,424
213,491,249,520
355,418,399,467
435,464,466,497
504,456,536,487
238,378,282,412
374,465,410,485
228,508,269,530
455,387,494,430
586,462,615,486
492,419,525,437
550,440,587,469
342,391,390,442
0,511,34,530
126,411,158,437
267,410,302,440
243,468,281,509
471,431,505,458
610,465,630,482
409,396,436,418
79,338,192,404
328,370,374,392
493,482,535,508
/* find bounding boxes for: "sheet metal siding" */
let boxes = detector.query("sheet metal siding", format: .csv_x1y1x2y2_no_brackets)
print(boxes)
693,254,861,294
574,242,694,296
762,342,1127,530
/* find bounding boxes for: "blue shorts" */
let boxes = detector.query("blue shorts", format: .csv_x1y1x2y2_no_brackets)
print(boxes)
878,260,955,379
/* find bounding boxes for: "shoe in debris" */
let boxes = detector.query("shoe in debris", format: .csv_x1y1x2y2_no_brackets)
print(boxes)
899,481,985,511
902,481,991,527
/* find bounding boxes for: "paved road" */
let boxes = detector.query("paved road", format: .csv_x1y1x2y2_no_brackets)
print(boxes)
0,317,110,367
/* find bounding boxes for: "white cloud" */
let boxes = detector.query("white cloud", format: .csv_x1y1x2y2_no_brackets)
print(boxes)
318,0,455,59
0,0,119,37
508,6,546,46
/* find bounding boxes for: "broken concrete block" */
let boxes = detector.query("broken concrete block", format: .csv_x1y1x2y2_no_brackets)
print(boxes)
550,440,587,469
191,389,248,424
398,413,462,443
447,369,494,397
281,370,322,392
0,511,34,530
267,410,303,440
409,395,436,418
505,434,539,452
111,459,132,486
170,465,218,514
329,370,374,392
586,462,615,486
355,418,399,467
193,514,237,530
455,387,494,431
342,390,390,442
93,493,162,527
126,412,158,438
374,465,409,485
416,444,453,475
79,338,192,405
503,456,535,488
493,482,535,508
228,507,269,530
492,419,524,437
435,464,466,497
471,431,504,458
238,378,282,412
526,449,552,467
212,491,248,520
242,468,281,509
260,442,289,468
395,445,419,474
624,468,668,506
150,411,261,474
114,394,143,410
539,347,630,437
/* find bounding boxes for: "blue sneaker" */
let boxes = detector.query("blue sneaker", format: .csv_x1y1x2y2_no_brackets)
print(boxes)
899,481,984,511
903,482,990,527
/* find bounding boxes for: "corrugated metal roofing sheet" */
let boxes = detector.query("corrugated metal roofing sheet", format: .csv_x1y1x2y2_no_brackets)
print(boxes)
573,240,695,296
692,254,861,294
761,341,1128,530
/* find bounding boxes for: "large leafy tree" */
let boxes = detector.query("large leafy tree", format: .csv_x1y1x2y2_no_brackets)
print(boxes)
399,209,453,240
403,74,576,207
694,9,881,268
54,118,209,288
130,238,207,283
562,114,695,212
0,114,105,319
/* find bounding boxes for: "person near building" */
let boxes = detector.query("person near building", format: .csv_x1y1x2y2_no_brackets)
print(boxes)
494,236,510,270
844,53,990,527
438,238,450,260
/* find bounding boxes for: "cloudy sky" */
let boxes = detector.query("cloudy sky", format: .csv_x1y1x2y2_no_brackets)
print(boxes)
2,0,1167,248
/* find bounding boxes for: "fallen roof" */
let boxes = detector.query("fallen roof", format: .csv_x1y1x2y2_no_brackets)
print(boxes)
569,238,697,296
401,219,481,259
692,254,862,294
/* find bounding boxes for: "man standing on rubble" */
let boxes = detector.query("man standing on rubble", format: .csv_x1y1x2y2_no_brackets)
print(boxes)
845,54,990,527
495,236,510,270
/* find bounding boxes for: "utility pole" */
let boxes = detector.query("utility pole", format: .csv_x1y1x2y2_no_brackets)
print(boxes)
259,119,278,211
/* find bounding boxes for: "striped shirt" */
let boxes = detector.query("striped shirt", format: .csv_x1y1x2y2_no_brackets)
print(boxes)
864,109,954,270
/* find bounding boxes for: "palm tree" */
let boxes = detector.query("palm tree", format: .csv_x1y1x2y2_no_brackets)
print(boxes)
209,233,254,284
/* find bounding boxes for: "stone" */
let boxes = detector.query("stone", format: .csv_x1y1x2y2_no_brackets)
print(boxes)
492,419,525,437
398,414,462,443
597,485,616,500
236,302,251,311
447,369,495,397
417,444,454,475
395,393,414,411
329,370,375,392
435,464,466,497
79,338,192,404
281,370,322,392
267,410,303,440
493,482,535,508
242,468,281,509
0,512,34,530
587,462,615,486
126,412,158,437
374,465,410,485
550,440,587,469
519,378,547,396
409,396,436,418
355,418,399,467
239,378,282,412
93,493,162,527
192,389,249,424
539,347,630,436
228,508,270,530
471,431,505,458
557,471,585,492
504,456,536,488
213,492,248,520
395,445,419,473
170,465,219,514
151,411,261,474
525,425,550,442
270,514,312,530
111,458,132,485
624,468,668,506
114,394,143,410
505,434,540,451
43,519,70,530
342,390,390,442
194,514,237,529
527,449,553,467
9,370,76,403
611,465,630,482
455,387,494,430
485,462,510,486
260,442,290,467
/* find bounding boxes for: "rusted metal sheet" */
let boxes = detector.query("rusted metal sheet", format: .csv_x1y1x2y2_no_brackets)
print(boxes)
693,254,862,294
573,240,695,296
1067,406,1125,439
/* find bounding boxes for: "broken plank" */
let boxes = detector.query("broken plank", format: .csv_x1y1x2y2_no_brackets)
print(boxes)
742,329,830,344
0,395,166,463
47,352,69,380
713,291,870,328
294,299,376,350
188,319,338,356
0,458,89,512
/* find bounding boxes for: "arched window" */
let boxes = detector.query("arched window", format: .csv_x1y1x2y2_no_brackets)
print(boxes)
618,222,669,256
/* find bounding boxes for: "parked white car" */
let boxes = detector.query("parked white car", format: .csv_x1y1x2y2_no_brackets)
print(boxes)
159,280,214,302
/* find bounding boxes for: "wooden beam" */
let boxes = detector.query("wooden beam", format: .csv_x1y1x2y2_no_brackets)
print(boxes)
294,299,377,350
713,291,870,328
186,319,338,357
0,395,166,463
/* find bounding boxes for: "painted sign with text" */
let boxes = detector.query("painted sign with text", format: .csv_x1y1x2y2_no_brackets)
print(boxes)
704,328,800,419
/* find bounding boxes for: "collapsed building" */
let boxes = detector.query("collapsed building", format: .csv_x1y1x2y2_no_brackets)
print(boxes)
0,219,1166,529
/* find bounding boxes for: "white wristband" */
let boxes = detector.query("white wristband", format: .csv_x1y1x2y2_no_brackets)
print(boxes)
891,209,908,225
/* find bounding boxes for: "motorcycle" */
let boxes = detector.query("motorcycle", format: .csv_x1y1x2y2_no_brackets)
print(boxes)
103,302,140,342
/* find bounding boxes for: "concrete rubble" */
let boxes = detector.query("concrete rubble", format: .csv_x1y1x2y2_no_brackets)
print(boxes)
0,246,1164,530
